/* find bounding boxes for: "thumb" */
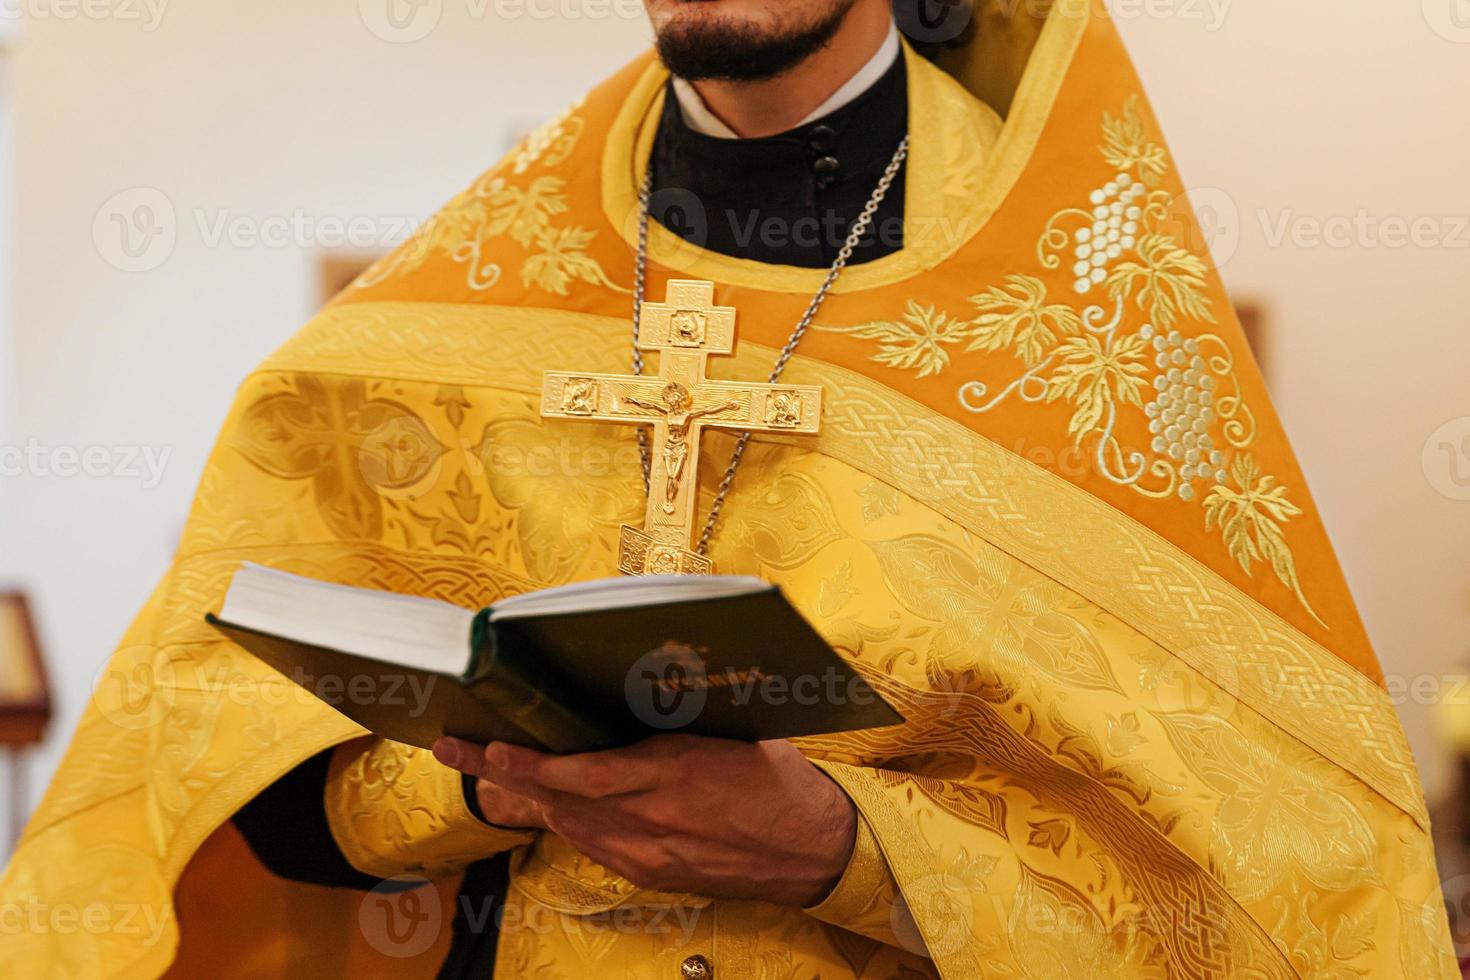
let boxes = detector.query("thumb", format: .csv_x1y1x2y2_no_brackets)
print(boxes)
476,780,548,832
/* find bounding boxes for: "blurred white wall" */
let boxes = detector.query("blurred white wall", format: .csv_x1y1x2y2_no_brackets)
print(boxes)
0,39,14,580
1,0,654,809
1123,1,1470,798
0,0,1466,821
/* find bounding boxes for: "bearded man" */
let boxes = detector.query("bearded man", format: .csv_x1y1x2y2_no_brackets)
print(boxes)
2,1,1456,977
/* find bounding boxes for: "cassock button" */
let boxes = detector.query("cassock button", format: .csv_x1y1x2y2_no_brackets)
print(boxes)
813,155,840,176
680,954,713,979
808,124,837,152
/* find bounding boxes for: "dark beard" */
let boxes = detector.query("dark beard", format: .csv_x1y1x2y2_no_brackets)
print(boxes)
654,1,859,82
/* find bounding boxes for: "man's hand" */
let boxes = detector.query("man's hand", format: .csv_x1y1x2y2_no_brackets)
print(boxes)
431,735,857,908
457,762,550,833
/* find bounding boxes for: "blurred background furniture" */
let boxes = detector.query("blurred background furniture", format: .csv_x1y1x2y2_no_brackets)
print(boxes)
0,592,50,853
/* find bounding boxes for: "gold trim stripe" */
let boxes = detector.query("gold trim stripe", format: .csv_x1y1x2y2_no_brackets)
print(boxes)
260,300,1427,829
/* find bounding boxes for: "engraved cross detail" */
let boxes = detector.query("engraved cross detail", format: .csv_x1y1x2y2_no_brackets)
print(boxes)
540,280,822,575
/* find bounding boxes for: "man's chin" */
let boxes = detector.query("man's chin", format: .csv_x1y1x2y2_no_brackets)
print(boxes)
651,0,856,83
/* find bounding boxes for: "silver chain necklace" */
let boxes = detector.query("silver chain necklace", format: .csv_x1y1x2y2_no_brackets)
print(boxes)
629,135,910,556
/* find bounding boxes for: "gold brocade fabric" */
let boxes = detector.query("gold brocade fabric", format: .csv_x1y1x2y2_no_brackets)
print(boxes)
0,2,1454,976
325,738,535,880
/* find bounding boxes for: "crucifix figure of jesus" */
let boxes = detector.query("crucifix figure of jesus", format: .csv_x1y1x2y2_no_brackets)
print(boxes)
622,382,739,516
540,279,822,575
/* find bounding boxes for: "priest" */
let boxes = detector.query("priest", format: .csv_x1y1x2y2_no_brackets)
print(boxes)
2,0,1456,976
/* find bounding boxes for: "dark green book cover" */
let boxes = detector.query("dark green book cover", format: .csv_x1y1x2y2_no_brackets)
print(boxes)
207,580,902,754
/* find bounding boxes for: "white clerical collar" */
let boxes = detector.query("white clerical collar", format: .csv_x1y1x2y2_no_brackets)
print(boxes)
670,20,901,140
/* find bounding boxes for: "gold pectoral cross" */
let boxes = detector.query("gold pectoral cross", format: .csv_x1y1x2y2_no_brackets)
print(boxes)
540,280,822,575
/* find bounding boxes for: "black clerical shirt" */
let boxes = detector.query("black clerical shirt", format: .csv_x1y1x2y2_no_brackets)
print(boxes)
649,52,908,267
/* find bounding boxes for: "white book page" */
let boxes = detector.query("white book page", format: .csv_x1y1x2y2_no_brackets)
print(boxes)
218,563,477,676
488,574,769,620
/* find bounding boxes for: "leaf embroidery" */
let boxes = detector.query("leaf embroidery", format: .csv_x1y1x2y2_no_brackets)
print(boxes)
522,226,615,295
1099,95,1167,186
964,274,1082,365
1045,331,1149,444
355,108,623,296
1106,233,1215,329
1203,453,1320,623
487,176,570,247
820,301,969,378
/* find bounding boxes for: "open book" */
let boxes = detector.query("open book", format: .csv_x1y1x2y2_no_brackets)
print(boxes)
207,563,902,753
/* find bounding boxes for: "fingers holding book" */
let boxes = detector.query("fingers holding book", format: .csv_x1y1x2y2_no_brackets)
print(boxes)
432,737,548,832
431,734,857,907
